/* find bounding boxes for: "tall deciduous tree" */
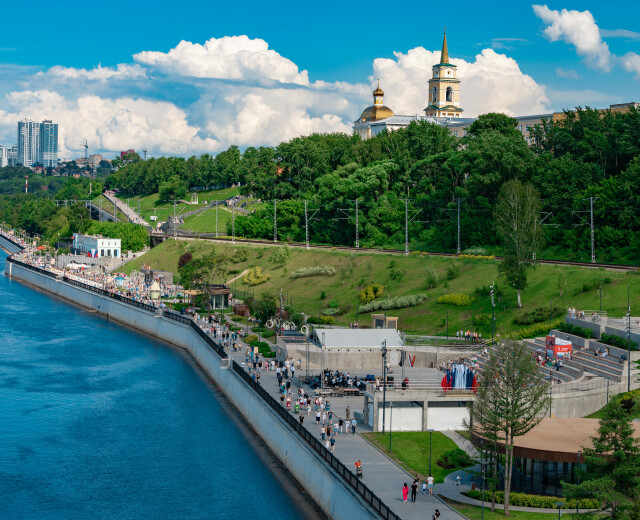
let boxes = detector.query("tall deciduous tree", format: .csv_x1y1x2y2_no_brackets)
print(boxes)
564,399,640,520
495,180,543,307
466,341,550,516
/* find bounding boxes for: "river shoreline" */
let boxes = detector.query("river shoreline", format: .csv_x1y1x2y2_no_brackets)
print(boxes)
1,237,393,520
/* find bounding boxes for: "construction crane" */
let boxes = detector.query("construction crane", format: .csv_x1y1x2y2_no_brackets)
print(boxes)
84,139,88,160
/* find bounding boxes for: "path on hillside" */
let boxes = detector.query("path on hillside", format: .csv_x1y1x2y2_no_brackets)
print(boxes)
103,193,150,227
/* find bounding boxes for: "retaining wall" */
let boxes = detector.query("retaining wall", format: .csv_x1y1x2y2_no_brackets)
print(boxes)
0,234,24,255
4,258,386,520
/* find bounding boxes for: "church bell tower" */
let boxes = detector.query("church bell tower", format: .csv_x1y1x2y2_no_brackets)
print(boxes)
424,31,463,118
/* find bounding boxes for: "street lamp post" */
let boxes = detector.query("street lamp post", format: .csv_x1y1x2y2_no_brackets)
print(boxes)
490,283,496,345
427,428,435,475
550,298,553,324
576,450,581,515
627,284,631,392
479,460,490,520
554,502,564,520
446,309,449,341
381,339,387,433
389,402,393,453
321,332,325,390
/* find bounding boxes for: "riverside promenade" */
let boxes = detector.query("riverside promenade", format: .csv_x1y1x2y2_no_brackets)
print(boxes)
203,317,467,520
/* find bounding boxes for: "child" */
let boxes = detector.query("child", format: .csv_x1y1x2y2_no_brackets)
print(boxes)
422,481,427,495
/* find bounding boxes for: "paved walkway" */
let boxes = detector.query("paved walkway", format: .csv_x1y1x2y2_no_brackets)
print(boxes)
104,193,150,227
203,317,468,520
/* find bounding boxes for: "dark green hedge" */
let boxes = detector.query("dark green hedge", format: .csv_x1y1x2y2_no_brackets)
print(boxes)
465,490,600,509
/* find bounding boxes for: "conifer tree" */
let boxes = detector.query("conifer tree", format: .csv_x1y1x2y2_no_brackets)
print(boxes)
564,399,640,520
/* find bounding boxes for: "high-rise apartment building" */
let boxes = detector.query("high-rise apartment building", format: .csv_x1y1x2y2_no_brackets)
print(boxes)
40,120,58,167
16,118,59,167
17,119,41,167
0,145,8,168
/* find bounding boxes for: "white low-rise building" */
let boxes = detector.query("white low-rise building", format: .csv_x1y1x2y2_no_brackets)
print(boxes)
72,233,121,258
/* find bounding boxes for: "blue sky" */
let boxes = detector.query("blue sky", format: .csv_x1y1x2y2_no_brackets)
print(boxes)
0,0,638,157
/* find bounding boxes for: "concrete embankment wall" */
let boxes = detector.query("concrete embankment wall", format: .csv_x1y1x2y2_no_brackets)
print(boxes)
0,235,24,255
4,258,379,520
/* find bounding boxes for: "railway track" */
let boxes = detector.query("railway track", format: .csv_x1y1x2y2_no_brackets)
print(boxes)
167,232,638,271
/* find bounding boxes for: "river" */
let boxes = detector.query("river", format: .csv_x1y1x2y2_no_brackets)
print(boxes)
0,250,306,519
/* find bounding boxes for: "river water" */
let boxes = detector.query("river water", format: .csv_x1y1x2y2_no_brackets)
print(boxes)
0,251,305,519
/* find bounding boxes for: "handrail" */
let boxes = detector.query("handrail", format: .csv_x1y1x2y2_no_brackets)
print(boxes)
4,255,400,520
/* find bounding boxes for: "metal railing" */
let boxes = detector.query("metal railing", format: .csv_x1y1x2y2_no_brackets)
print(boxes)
3,254,402,519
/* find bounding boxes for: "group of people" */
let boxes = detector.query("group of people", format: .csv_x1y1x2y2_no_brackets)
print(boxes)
534,351,565,371
456,330,482,342
401,475,437,503
567,308,586,320
320,369,367,391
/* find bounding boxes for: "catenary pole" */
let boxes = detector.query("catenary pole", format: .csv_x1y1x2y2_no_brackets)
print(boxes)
457,197,462,254
304,200,309,250
273,199,277,243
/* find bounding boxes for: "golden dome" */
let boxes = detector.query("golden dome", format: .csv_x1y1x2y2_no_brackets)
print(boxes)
373,80,384,97
359,105,394,122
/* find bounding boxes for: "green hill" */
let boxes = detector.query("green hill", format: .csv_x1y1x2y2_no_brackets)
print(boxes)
120,238,640,336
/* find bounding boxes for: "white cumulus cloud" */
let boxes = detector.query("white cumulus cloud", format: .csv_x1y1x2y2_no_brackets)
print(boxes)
0,90,217,158
39,63,147,81
372,47,550,118
533,4,612,72
621,52,640,79
133,35,309,85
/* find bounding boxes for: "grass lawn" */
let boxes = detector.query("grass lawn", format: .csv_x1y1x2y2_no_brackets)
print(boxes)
119,239,640,336
442,499,581,520
93,194,117,218
180,197,265,233
586,387,640,419
362,431,463,483
181,205,234,233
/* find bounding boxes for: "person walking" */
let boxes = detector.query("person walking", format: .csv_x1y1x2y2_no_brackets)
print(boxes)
322,411,326,425
427,474,435,495
330,436,336,453
351,418,357,434
338,417,344,434
316,410,321,425
402,483,409,503
411,480,418,502
345,406,350,421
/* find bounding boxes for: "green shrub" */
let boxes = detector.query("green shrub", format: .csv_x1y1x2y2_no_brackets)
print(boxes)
290,265,337,279
573,277,612,295
269,244,290,263
446,262,460,280
508,318,564,340
600,332,638,351
558,322,594,339
462,246,488,255
425,265,439,289
473,314,492,332
437,293,474,306
232,249,248,262
389,268,406,282
322,307,340,316
514,306,564,325
358,294,426,313
464,490,599,509
320,290,326,300
244,266,271,286
328,299,340,309
360,284,385,303
474,284,504,299
308,315,336,325
244,334,258,343
436,448,473,469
